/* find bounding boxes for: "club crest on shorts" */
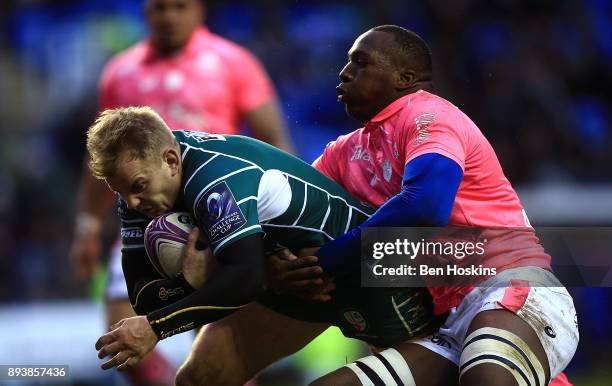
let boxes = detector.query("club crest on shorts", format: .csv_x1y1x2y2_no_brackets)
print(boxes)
343,309,367,332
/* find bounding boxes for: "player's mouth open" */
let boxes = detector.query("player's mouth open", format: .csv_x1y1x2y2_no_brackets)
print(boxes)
336,85,348,101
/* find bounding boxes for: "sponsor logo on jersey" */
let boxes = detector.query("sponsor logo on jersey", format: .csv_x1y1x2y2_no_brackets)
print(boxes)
382,159,393,182
199,181,247,242
351,144,371,162
343,309,367,332
158,286,185,301
413,113,436,145
370,174,378,187
183,130,226,143
196,52,222,72
121,227,143,239
164,70,185,91
138,75,158,93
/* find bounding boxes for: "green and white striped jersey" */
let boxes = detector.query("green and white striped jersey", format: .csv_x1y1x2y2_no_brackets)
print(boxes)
119,131,434,347
175,130,373,255
120,130,373,255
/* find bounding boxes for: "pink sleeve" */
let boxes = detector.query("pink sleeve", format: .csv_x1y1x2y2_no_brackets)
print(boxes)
232,48,275,114
313,141,340,182
401,111,467,170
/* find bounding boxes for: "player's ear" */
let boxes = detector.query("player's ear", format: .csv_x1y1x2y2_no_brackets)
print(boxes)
164,147,181,175
394,68,416,91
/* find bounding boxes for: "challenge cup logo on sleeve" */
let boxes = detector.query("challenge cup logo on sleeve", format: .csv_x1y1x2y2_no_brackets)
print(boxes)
206,192,224,220
198,182,247,242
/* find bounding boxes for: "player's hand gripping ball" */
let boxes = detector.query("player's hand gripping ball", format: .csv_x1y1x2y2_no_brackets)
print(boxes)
144,212,196,278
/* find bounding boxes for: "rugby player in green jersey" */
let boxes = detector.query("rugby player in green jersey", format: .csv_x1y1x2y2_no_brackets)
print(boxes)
90,106,434,383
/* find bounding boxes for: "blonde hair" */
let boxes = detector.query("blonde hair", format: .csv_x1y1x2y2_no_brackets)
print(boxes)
86,106,176,179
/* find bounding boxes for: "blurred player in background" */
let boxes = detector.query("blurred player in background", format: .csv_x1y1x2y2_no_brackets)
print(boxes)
68,0,292,385
274,25,577,386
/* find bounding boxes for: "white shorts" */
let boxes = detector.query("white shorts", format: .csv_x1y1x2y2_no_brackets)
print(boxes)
105,240,129,301
414,267,579,378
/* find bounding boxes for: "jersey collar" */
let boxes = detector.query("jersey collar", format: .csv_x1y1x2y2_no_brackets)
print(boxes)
364,91,423,132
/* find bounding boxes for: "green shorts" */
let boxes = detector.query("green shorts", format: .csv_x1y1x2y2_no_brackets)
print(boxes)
259,286,434,348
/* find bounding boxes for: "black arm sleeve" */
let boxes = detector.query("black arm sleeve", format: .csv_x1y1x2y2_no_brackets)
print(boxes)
146,233,265,339
122,249,196,315
118,199,195,314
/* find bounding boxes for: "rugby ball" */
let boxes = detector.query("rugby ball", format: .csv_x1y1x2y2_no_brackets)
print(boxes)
144,212,196,278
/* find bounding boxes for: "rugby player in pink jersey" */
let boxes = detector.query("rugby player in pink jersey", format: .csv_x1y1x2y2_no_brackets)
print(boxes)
296,25,577,386
68,1,291,385
91,24,575,386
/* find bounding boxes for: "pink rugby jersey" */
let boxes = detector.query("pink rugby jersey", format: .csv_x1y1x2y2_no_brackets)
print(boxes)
99,26,275,133
314,90,551,314
100,27,275,258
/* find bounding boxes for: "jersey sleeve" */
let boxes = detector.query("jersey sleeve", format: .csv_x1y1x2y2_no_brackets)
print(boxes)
400,110,467,171
118,198,149,257
230,47,276,114
184,152,264,255
312,140,341,182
